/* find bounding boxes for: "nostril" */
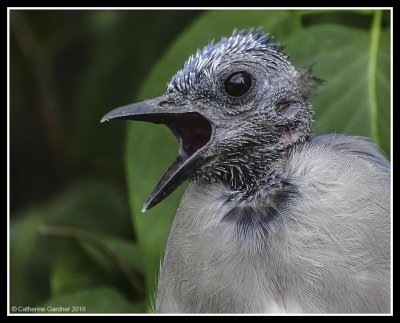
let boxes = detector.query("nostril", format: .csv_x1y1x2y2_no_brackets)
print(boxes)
159,101,170,107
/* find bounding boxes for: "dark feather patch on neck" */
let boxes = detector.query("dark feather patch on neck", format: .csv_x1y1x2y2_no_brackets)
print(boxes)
219,180,299,239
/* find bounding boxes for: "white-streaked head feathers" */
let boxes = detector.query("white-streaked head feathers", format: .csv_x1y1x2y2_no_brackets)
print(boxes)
167,28,281,94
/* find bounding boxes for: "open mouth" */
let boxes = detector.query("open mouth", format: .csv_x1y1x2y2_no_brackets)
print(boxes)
125,112,213,163
168,112,213,160
101,99,214,211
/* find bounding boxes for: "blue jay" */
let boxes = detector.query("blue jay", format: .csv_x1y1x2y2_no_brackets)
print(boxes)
102,29,390,313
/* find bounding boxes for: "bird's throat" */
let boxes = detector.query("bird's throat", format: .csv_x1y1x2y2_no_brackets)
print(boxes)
191,143,291,193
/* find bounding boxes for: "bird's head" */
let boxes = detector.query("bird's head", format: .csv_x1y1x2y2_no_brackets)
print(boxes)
102,28,319,211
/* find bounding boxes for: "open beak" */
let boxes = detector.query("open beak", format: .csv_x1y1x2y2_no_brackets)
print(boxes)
101,96,213,212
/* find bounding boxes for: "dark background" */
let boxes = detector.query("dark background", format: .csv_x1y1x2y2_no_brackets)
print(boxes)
11,10,200,215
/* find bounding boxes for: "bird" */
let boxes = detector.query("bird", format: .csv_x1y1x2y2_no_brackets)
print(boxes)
101,28,390,313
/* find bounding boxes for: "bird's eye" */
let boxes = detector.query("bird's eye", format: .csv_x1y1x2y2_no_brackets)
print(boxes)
224,71,253,97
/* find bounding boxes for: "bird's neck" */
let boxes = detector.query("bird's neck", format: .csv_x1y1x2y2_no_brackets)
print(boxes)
223,145,290,191
192,141,300,193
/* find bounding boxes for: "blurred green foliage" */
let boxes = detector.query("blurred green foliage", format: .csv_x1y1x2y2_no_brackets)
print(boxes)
10,10,390,313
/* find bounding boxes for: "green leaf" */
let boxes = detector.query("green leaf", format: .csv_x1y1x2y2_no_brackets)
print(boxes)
80,235,143,276
125,10,303,307
50,239,108,296
36,180,133,238
10,211,53,307
41,287,144,313
48,234,144,304
284,17,390,157
10,181,134,307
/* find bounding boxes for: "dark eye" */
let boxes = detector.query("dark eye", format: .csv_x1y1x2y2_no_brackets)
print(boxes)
224,71,253,97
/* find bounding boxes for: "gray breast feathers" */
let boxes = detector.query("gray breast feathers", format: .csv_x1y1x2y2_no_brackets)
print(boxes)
155,134,390,313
